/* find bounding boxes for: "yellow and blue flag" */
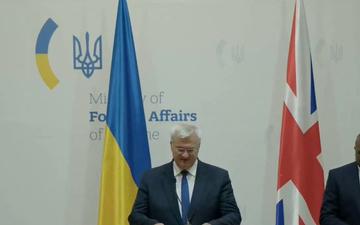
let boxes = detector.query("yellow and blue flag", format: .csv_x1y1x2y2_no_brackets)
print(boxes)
97,0,151,225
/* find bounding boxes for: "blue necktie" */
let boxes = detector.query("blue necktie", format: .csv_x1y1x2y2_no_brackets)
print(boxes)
181,170,190,225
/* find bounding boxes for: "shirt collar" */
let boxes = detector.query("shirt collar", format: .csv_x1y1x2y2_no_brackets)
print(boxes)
173,159,198,177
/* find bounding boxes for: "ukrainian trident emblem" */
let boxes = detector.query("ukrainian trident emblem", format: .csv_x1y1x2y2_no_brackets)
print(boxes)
73,32,102,78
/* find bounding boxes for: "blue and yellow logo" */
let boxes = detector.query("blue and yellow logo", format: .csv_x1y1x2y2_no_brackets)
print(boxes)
35,18,59,90
36,18,103,89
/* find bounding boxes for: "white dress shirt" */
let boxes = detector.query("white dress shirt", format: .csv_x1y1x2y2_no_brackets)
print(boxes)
173,160,198,216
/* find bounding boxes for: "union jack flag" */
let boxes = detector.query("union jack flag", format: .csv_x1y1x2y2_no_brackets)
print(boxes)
276,1,324,225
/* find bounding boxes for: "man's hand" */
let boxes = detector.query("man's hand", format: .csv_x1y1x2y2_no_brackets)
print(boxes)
154,223,164,225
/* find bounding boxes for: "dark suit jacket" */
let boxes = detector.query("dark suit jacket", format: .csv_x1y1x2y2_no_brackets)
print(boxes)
128,160,241,225
320,162,360,225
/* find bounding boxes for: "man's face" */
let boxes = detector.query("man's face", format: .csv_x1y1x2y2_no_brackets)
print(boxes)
355,138,360,166
171,135,200,170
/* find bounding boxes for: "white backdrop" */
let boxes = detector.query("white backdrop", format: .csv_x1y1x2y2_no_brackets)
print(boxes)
1,0,360,225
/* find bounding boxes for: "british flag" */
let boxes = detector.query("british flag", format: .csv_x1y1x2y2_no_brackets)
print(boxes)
276,1,324,225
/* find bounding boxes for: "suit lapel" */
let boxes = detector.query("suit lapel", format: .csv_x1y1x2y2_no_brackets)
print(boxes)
162,162,183,225
188,161,208,221
350,162,360,215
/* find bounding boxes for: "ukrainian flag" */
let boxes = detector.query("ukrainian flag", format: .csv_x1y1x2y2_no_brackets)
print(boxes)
97,0,151,225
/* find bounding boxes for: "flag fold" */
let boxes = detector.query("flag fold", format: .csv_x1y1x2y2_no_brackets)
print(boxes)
276,1,324,225
97,0,151,225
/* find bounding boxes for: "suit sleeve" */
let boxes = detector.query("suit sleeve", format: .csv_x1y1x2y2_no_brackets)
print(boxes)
208,171,242,225
128,174,159,225
319,170,349,225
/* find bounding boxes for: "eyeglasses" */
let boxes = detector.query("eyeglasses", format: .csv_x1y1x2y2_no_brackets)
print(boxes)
175,147,198,155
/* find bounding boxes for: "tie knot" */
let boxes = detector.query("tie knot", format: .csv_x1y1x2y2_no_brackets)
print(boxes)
181,170,188,176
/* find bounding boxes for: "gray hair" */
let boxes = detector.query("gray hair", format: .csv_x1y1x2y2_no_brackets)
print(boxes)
170,124,201,143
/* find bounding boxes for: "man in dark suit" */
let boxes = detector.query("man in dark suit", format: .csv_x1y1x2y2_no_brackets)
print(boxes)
320,134,360,225
129,124,241,225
